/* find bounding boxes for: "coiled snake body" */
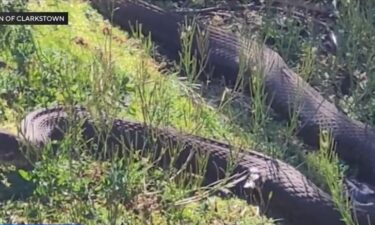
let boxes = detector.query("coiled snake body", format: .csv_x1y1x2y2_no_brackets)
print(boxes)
0,0,375,224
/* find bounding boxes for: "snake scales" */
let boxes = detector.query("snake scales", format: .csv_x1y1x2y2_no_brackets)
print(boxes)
0,105,372,225
89,0,375,186
88,0,375,223
0,0,374,224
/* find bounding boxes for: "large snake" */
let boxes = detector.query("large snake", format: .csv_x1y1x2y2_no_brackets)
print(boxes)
0,105,374,225
91,0,375,184
0,0,375,224
89,0,375,187
87,0,375,222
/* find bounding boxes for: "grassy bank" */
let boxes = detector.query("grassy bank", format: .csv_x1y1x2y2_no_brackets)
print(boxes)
0,0,273,224
0,0,374,224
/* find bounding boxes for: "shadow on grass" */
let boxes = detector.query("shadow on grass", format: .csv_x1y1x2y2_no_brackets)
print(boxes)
0,171,35,201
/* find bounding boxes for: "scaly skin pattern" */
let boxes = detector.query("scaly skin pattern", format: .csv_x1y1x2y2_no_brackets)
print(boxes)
0,106,371,225
89,0,375,186
6,106,343,224
0,1,373,224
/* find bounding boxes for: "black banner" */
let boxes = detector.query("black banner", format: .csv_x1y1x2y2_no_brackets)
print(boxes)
0,12,68,25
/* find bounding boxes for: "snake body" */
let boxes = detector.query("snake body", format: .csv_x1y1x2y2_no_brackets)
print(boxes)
0,1,375,224
89,0,375,186
0,106,369,225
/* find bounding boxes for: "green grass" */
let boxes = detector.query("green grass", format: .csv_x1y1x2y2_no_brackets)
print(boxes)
0,0,272,224
0,0,374,225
